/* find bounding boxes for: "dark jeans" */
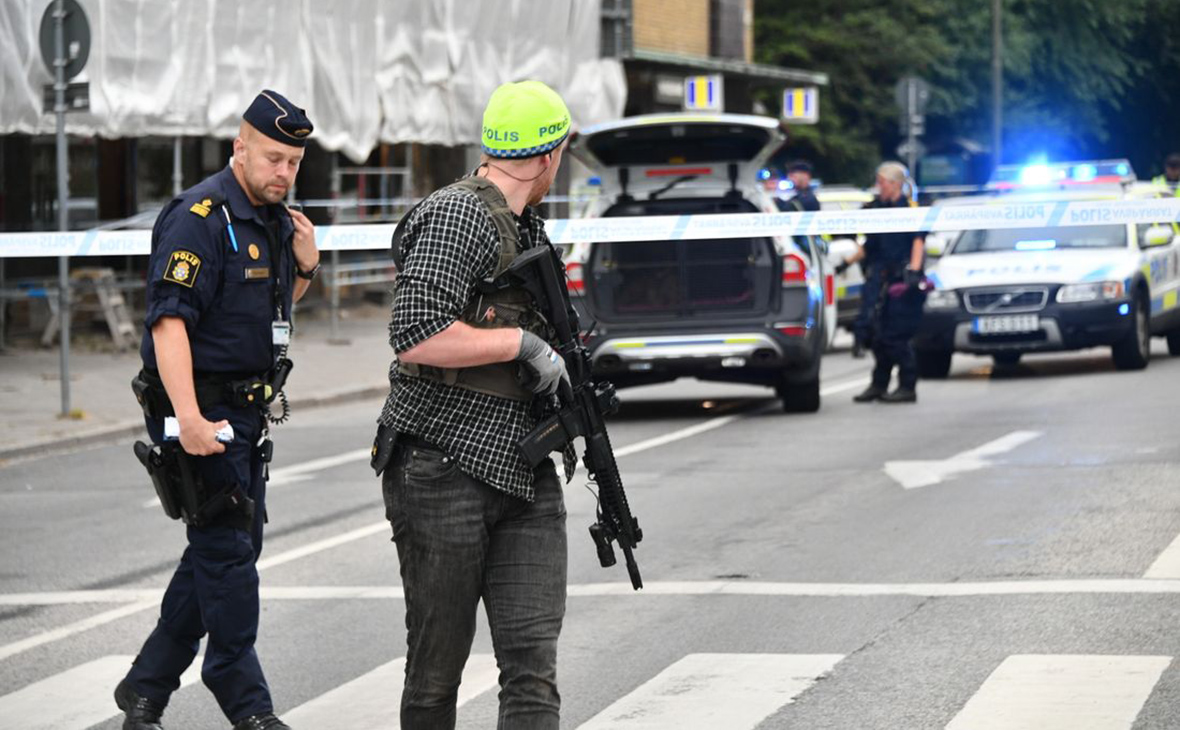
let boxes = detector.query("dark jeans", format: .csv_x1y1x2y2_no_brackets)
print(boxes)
125,405,272,724
382,441,567,730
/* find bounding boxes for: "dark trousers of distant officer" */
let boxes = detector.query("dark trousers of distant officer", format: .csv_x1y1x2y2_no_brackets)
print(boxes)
382,443,567,730
124,404,272,724
852,264,879,348
870,281,925,391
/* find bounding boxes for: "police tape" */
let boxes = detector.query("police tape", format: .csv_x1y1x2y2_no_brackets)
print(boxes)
1,198,1179,258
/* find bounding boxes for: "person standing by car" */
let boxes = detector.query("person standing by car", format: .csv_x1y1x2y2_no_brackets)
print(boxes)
1152,153,1180,195
836,162,927,402
374,80,572,729
784,160,820,211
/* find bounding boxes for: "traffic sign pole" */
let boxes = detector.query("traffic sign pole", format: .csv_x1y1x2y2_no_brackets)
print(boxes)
53,0,71,417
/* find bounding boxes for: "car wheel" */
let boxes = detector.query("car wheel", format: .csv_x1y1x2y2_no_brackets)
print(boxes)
779,375,821,413
992,352,1022,367
1111,293,1150,371
916,349,953,379
1167,328,1180,356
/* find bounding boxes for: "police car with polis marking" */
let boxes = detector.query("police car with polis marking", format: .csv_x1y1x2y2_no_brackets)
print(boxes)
815,186,874,334
562,114,835,412
913,160,1180,377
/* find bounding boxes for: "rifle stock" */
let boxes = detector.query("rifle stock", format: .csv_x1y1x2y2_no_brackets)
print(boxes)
504,245,644,590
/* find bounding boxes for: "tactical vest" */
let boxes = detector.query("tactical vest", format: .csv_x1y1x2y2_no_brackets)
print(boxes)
394,176,550,402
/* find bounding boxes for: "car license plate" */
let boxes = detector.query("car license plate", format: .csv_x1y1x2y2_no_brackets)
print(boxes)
973,314,1039,334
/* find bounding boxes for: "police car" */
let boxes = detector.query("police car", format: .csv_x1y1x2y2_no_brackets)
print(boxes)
562,114,835,412
913,160,1180,377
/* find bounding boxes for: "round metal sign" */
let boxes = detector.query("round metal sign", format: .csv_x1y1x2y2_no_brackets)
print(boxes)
39,0,91,82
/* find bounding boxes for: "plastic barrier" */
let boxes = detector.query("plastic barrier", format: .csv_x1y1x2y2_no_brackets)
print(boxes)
1,198,1178,258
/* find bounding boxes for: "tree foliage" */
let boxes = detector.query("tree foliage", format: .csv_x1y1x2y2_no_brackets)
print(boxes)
754,0,1178,184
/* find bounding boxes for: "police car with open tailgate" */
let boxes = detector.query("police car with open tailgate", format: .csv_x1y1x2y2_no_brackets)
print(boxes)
913,160,1180,377
562,114,835,412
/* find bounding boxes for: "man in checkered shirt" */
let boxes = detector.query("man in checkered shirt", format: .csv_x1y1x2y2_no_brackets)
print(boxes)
374,81,573,729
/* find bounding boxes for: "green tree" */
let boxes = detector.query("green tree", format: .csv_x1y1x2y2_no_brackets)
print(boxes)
755,0,1173,184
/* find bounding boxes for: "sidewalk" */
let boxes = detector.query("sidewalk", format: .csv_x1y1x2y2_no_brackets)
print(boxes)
0,308,394,461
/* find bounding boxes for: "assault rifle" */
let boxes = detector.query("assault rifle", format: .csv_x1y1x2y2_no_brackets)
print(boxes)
497,245,644,590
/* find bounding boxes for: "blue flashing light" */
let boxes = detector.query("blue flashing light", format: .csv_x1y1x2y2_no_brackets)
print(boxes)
1115,162,1130,176
587,176,601,186
1118,303,1130,316
777,179,794,191
758,168,772,180
1015,239,1057,251
1019,164,1053,185
1071,163,1097,182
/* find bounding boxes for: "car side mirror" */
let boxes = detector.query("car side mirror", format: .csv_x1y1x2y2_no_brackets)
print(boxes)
1143,225,1175,248
925,234,948,258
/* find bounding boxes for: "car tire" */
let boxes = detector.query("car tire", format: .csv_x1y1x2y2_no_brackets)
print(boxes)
916,349,953,379
992,352,1022,367
779,375,821,414
1111,293,1150,371
1167,328,1180,356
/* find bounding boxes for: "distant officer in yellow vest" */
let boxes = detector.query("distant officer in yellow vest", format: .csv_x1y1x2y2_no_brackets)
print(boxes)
1152,153,1180,195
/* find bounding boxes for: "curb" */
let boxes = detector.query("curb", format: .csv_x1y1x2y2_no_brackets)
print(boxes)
0,383,389,463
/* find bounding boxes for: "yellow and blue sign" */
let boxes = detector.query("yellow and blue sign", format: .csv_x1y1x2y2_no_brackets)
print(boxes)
683,75,722,112
782,87,819,124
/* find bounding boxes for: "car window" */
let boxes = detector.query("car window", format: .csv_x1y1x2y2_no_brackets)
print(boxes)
950,225,1126,254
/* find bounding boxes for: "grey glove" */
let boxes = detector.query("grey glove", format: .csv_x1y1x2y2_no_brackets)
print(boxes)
515,329,570,395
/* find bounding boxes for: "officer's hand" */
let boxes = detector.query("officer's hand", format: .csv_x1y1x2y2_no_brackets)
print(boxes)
515,329,570,396
904,268,923,289
178,415,229,456
288,207,319,272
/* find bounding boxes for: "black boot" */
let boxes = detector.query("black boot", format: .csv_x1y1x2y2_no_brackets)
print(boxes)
880,388,917,403
114,679,166,730
233,713,291,730
852,385,886,403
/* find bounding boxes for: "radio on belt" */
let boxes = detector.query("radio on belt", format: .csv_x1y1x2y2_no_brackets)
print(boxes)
164,416,235,443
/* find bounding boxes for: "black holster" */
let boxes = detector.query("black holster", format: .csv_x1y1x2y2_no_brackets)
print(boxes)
133,440,254,530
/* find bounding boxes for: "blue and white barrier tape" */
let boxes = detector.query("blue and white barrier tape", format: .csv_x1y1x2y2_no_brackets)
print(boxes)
1,199,1178,258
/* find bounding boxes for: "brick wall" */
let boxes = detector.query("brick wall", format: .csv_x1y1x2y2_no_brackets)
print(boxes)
632,0,710,57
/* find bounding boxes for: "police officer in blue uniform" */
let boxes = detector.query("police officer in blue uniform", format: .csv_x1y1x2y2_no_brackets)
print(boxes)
116,90,320,730
836,162,927,403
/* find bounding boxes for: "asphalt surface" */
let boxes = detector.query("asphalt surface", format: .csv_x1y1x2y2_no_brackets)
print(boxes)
2,340,1180,728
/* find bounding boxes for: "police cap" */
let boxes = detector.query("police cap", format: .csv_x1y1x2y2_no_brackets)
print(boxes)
786,160,813,174
243,90,314,147
1166,153,1180,168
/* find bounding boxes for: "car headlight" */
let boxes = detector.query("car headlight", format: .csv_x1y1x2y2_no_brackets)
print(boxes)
925,289,959,309
1056,281,1124,303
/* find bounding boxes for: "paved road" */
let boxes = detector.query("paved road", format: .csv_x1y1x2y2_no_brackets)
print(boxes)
2,341,1180,729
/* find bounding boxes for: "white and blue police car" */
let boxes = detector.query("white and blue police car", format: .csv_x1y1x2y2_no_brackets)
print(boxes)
914,160,1180,377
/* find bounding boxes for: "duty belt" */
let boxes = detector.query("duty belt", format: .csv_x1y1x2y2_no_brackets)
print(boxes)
132,363,291,420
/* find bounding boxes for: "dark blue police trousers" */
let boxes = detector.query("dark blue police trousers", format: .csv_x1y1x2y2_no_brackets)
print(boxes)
125,405,272,724
871,284,926,391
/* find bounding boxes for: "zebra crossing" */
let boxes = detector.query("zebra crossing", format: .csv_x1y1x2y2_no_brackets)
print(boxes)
0,651,1170,729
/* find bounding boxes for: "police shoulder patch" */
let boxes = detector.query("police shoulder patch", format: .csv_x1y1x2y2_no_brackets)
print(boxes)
163,250,202,288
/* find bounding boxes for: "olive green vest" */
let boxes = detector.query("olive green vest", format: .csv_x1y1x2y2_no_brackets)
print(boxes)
396,176,550,402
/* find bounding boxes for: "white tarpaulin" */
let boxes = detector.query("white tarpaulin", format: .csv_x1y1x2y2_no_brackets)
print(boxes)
0,0,625,162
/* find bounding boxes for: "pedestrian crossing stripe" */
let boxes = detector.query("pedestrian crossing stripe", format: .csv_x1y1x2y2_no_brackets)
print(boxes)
0,652,1172,729
0,655,200,730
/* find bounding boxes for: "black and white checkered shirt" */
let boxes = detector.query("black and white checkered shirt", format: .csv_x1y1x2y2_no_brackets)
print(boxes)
377,183,553,500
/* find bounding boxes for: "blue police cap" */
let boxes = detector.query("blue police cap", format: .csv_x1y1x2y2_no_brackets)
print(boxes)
243,90,313,147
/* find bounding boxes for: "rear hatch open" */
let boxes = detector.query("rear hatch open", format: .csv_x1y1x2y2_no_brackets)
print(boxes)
588,197,777,320
571,114,786,322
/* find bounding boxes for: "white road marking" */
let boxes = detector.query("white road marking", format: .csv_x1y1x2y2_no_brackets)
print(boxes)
945,654,1171,730
0,523,390,661
1143,532,1180,579
284,653,497,727
884,430,1042,489
0,654,201,730
576,653,843,729
20,578,1180,606
820,376,871,396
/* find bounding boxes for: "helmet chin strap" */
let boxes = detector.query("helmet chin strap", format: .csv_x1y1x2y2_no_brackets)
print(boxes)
479,158,548,183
